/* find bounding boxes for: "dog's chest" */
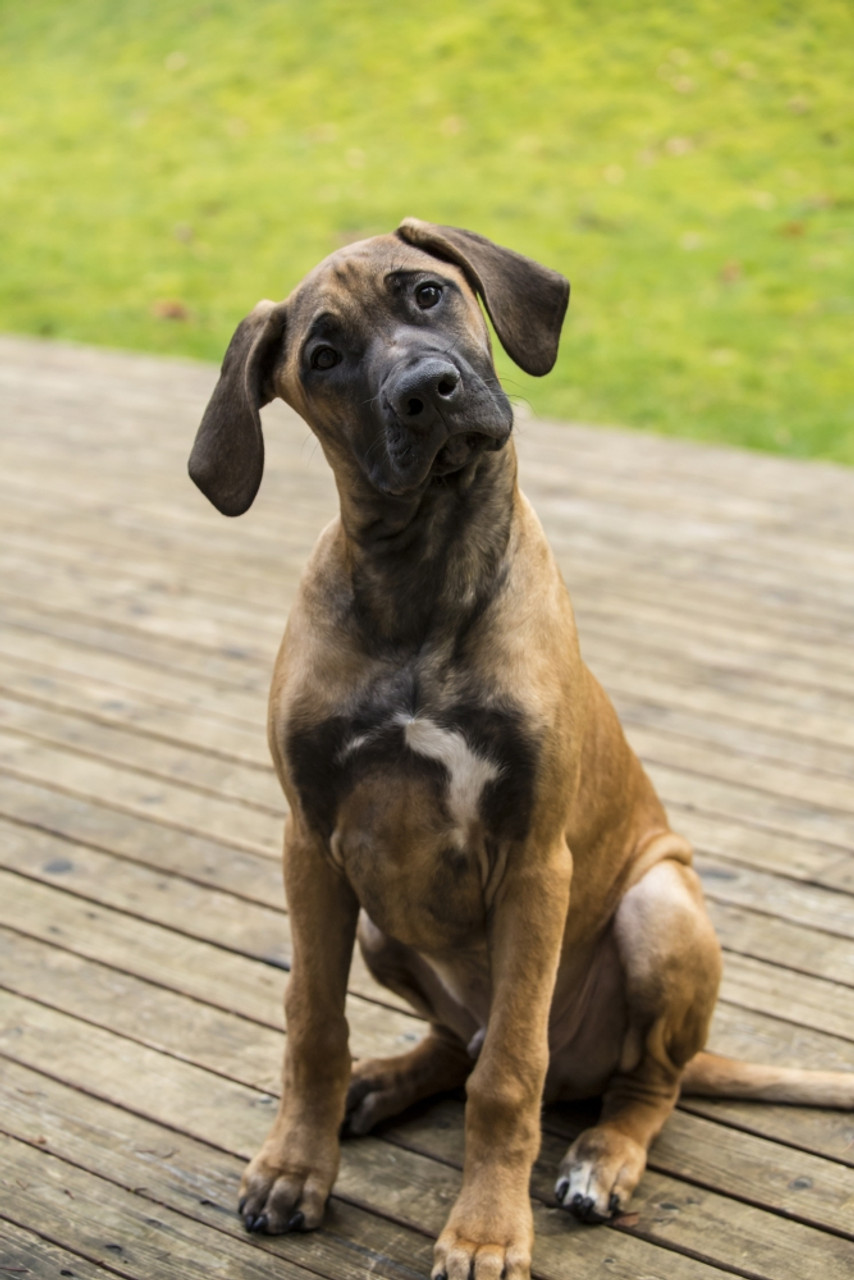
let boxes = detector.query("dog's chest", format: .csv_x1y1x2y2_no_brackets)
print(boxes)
286,692,537,949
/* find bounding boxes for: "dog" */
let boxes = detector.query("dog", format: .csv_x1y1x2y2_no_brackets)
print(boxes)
189,219,853,1280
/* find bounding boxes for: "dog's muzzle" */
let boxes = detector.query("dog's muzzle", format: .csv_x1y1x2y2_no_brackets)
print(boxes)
378,355,512,492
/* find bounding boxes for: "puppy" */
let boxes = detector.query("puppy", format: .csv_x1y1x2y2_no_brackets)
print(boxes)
190,219,853,1280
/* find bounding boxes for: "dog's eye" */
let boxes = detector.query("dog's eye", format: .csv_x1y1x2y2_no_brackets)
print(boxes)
415,283,443,310
310,346,340,371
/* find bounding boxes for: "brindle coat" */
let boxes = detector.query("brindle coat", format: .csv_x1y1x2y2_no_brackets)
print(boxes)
189,220,853,1280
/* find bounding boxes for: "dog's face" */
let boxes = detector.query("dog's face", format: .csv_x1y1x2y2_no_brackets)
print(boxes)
189,220,569,516
278,237,512,498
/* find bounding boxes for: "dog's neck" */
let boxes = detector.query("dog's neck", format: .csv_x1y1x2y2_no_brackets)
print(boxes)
333,442,518,650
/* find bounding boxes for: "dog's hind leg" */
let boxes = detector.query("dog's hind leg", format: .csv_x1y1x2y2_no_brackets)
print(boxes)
345,913,474,1134
556,856,722,1222
346,1031,473,1134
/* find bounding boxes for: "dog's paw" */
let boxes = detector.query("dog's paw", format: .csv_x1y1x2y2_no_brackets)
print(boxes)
344,1038,469,1135
238,1145,332,1235
344,1058,410,1135
431,1197,533,1280
431,1230,532,1280
554,1127,646,1223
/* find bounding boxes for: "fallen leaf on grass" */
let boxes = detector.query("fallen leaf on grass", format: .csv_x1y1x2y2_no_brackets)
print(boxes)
152,300,190,321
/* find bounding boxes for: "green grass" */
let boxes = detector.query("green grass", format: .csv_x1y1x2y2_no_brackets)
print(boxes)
1,1,852,460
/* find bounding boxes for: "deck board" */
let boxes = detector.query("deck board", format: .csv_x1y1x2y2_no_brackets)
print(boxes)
1,334,852,1278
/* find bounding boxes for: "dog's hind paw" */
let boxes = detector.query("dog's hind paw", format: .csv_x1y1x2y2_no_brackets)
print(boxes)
343,1057,421,1135
555,1128,646,1223
344,1038,470,1136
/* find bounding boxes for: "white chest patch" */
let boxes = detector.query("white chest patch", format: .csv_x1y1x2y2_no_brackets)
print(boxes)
395,713,502,833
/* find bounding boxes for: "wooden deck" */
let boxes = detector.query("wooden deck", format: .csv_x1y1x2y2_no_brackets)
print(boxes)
0,332,852,1279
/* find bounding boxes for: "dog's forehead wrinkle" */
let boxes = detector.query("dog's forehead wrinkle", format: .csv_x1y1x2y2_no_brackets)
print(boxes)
300,235,468,300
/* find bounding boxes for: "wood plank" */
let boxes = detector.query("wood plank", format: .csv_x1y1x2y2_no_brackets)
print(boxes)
0,652,270,766
5,773,852,990
3,491,850,721
577,595,854,690
7,668,854,842
0,623,263,729
387,1096,854,1246
586,636,854,747
0,557,285,656
2,982,847,1279
0,995,743,1280
5,498,853,658
6,553,854,763
3,487,847,645
708,899,854,986
4,332,854,1280
9,389,853,583
0,1060,433,1280
520,424,854,548
615,689,854,783
4,786,852,1005
663,810,846,886
0,693,284,812
0,872,289,1023
4,910,853,1209
7,479,850,680
0,599,270,706
695,858,854,939
644,1110,854,1236
0,1135,352,1280
0,779,285,908
5,534,854,705
1,450,854,680
0,516,310,615
3,661,850,901
4,862,851,1067
0,1219,114,1280
717,956,854,1042
0,728,281,857
0,918,419,1070
629,725,854,817
6,688,853,900
652,762,854,851
5,631,854,801
4,699,854,918
2,871,851,1163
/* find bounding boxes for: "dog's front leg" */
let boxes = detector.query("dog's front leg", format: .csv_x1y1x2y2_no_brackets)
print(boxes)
240,814,359,1235
433,842,572,1280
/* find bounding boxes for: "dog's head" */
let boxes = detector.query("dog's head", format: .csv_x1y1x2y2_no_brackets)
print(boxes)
189,219,569,515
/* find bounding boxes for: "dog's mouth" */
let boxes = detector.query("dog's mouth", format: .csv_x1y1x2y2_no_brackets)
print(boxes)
370,404,510,497
431,431,505,479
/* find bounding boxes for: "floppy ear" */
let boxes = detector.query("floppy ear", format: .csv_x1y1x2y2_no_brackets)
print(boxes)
395,218,569,376
189,300,287,516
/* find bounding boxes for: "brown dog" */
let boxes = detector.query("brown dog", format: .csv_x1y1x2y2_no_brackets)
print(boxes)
189,220,853,1280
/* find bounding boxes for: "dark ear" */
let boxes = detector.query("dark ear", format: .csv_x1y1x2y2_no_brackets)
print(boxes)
395,218,569,376
189,300,287,516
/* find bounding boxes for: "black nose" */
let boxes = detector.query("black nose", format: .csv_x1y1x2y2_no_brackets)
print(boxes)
387,358,461,424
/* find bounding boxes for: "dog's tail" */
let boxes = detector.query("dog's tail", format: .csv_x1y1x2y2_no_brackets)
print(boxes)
680,1051,854,1107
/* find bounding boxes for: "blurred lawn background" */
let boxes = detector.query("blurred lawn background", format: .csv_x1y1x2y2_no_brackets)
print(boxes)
1,0,852,460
